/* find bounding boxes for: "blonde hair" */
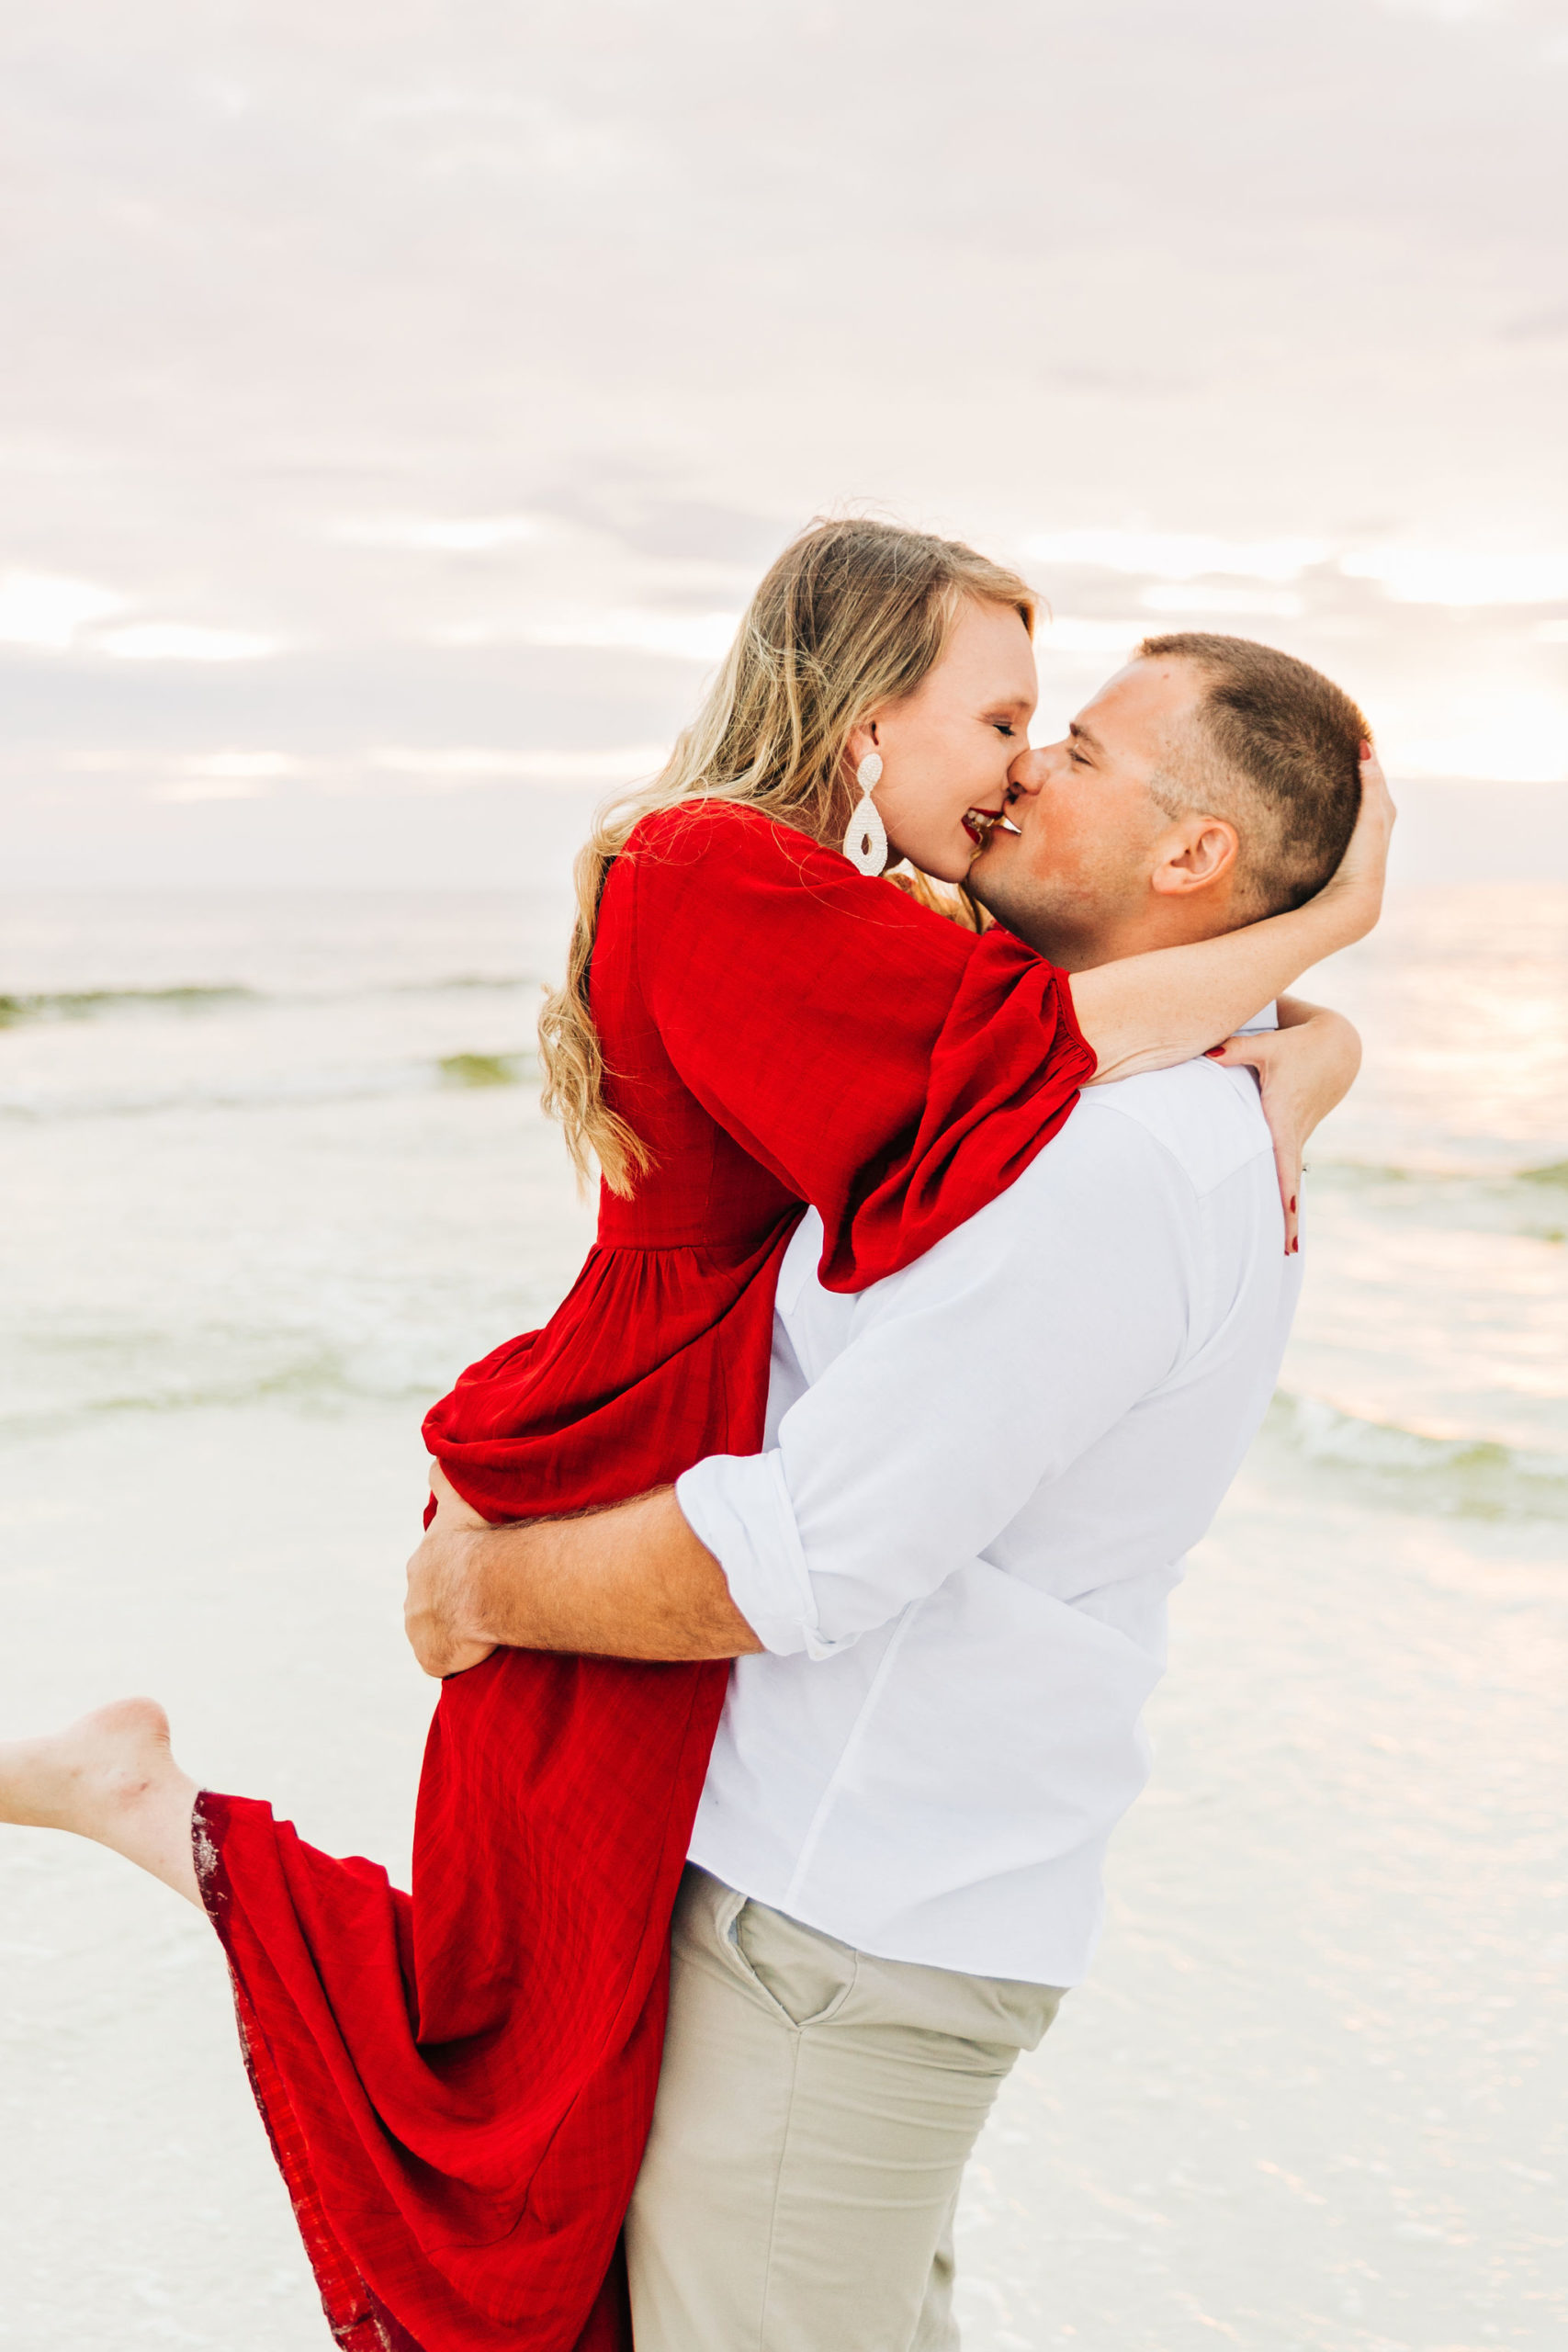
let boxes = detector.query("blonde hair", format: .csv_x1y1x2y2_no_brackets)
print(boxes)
539,515,1035,1194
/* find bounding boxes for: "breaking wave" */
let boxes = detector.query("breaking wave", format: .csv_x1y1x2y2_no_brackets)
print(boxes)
0,977,537,1027
0,1047,537,1123
1269,1390,1568,1521
1316,1154,1568,1192
0,984,258,1024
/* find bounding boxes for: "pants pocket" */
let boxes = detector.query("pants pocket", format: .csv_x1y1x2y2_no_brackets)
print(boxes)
728,1896,858,2030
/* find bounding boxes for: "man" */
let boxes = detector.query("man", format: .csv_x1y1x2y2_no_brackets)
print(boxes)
408,632,1375,2350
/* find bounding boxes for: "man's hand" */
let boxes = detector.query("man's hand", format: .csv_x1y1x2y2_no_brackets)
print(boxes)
427,1458,490,1532
405,1512,498,1679
403,1472,764,1677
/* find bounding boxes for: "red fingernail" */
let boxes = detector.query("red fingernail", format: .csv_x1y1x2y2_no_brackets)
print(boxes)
1359,741,1371,758
1290,1195,1297,1214
1204,1046,1225,1058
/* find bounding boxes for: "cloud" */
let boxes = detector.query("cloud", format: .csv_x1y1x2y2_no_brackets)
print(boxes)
1340,546,1568,606
0,573,127,650
141,743,672,801
354,87,642,187
1035,618,1146,655
328,514,544,554
99,625,282,662
1139,585,1304,617
448,610,743,662
148,752,304,801
1372,0,1505,19
367,745,670,787
1025,528,1568,614
0,575,279,662
1375,686,1568,782
1025,532,1329,583
6,2,1568,882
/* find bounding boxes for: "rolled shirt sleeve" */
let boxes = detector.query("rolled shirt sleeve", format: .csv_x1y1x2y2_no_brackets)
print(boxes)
676,1103,1201,1657
674,1452,828,1657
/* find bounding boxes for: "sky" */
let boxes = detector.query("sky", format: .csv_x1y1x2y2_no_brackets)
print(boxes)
5,0,1568,888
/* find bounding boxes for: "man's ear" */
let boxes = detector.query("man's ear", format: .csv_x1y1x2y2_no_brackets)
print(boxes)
1150,816,1240,899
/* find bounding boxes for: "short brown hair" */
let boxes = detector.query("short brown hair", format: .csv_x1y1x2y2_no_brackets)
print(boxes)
1138,633,1368,916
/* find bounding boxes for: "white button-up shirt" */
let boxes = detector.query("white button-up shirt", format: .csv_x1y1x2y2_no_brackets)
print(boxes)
675,1043,1302,1988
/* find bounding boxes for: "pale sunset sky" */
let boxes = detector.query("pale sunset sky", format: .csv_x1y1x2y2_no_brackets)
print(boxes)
5,0,1567,888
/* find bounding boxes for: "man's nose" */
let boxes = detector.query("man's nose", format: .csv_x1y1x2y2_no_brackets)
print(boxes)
1005,745,1050,797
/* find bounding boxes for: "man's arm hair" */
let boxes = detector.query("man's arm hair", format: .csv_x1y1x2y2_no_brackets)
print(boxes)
412,1105,1192,1678
407,1486,764,1675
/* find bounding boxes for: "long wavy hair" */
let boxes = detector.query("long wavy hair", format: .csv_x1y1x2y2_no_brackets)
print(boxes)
538,515,1036,1194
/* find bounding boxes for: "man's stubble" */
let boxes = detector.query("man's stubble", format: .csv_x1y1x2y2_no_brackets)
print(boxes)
969,833,1151,976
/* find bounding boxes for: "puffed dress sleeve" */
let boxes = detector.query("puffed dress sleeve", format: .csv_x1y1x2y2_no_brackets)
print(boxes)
615,803,1097,1286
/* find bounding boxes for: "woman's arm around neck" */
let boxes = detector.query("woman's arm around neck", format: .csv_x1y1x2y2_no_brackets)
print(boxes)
1069,752,1393,1082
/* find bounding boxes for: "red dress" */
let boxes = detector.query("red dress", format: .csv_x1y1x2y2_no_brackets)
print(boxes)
193,804,1094,2352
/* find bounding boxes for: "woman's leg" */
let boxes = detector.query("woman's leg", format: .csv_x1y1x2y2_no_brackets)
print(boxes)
0,1697,200,1905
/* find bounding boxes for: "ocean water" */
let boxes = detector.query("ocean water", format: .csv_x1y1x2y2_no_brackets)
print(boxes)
1,882,1565,2350
4,884,1564,1508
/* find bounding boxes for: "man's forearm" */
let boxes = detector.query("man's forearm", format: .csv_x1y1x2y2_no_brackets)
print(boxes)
441,1487,763,1665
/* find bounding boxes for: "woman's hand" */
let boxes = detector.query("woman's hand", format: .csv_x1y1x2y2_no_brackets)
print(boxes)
1207,996,1362,1252
1313,744,1397,945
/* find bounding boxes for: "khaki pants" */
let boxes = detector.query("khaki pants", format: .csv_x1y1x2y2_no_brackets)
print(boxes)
626,1867,1063,2352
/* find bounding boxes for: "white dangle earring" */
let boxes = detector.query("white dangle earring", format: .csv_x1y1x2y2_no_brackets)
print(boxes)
842,752,888,875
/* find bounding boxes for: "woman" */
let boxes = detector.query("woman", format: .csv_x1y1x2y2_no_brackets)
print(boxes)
0,519,1387,2352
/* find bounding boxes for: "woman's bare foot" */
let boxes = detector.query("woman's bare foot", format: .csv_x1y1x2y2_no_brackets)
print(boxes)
0,1697,201,1906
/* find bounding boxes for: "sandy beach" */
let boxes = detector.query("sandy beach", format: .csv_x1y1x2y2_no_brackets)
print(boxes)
2,1407,1562,2349
958,1442,1567,2350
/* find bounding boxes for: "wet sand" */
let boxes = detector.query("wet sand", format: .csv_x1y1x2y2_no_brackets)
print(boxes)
2,1405,1562,2350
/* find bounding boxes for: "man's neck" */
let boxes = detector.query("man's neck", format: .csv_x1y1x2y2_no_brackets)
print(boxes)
1015,899,1234,974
